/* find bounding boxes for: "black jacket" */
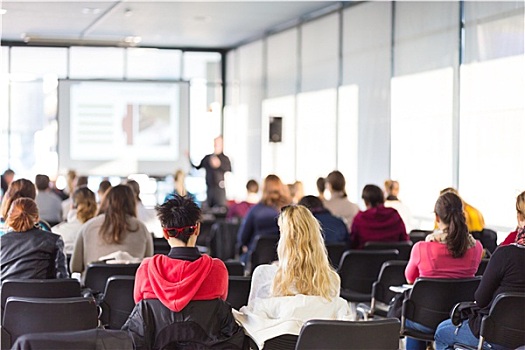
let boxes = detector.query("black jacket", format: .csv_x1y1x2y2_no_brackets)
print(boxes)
122,298,245,350
0,228,68,283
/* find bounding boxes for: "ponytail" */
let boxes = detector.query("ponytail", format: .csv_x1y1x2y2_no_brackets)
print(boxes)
435,192,470,258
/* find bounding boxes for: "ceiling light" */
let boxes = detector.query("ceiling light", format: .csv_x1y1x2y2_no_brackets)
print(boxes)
82,7,100,15
193,15,211,23
0,9,7,15
123,36,142,46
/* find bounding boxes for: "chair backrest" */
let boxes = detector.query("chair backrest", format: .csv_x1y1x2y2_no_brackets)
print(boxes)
153,237,171,255
295,318,400,350
11,329,133,350
475,258,490,276
207,221,241,260
402,277,481,330
224,260,245,276
372,260,408,306
84,262,140,294
1,296,98,348
337,249,399,295
263,334,298,350
1,278,81,316
250,235,279,273
99,275,136,329
471,229,498,254
409,230,432,244
480,292,525,349
364,240,413,261
227,276,251,310
325,242,348,269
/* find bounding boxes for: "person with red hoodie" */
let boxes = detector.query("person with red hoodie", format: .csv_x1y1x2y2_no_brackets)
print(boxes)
350,184,408,249
123,195,245,349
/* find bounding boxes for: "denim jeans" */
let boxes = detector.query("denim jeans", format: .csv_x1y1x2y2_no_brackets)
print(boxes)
434,319,508,350
405,319,434,350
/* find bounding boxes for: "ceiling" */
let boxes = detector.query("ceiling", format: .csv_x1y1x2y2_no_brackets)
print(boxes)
0,1,340,49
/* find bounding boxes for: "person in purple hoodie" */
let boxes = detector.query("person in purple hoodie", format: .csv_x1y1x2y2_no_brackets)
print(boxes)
350,184,408,249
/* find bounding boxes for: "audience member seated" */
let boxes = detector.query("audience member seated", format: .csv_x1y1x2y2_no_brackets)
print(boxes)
316,177,326,201
440,187,484,232
164,169,197,204
1,198,68,283
434,225,525,350
122,195,244,349
289,180,304,204
61,170,77,221
1,168,15,198
404,192,483,350
323,170,360,232
227,179,259,222
52,186,97,255
298,195,348,245
0,178,51,235
384,179,414,233
234,205,352,349
237,174,291,264
70,185,153,276
126,179,162,234
97,179,112,204
34,174,63,227
500,190,525,246
350,184,408,249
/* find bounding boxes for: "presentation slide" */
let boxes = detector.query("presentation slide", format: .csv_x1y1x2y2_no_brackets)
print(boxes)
58,80,189,176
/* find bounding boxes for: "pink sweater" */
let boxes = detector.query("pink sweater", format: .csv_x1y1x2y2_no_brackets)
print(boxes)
405,240,483,283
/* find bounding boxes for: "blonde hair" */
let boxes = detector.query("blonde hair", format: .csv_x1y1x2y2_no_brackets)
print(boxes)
517,191,525,222
272,205,340,300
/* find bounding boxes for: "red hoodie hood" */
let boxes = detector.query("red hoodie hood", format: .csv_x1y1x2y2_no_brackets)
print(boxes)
140,254,216,312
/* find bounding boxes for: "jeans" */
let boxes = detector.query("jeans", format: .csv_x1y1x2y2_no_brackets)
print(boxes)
405,319,434,350
434,319,508,350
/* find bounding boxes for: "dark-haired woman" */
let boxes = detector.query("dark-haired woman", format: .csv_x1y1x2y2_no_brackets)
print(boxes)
404,192,483,350
70,185,153,276
1,198,68,283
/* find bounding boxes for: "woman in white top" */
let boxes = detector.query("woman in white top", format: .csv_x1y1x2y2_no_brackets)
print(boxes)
52,186,97,255
234,205,352,349
323,170,360,232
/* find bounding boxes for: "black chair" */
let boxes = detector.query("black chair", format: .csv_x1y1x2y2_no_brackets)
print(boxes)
409,230,432,244
295,318,401,350
364,240,413,261
250,235,279,274
11,329,133,350
357,260,408,319
224,260,245,276
471,229,498,254
1,296,99,349
207,221,241,260
153,237,171,255
99,275,135,329
337,249,399,303
475,258,490,276
325,242,347,269
453,293,525,350
84,262,140,294
401,277,482,342
227,276,251,310
1,278,81,317
263,334,298,350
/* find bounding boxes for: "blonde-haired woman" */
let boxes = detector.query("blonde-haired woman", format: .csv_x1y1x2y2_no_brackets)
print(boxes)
237,174,291,264
52,186,97,255
234,205,351,349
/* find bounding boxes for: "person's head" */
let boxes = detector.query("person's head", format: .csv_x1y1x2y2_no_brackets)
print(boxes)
35,174,50,191
156,195,202,246
213,135,224,154
3,169,15,184
384,180,399,198
66,170,77,193
0,179,36,219
273,205,340,300
174,170,187,196
316,177,326,197
326,171,347,197
126,179,141,202
298,195,324,213
261,174,289,208
98,185,137,244
434,192,470,258
97,180,112,201
76,176,88,188
516,190,525,228
246,179,259,194
362,184,385,209
290,181,304,203
6,198,39,232
440,187,459,197
72,186,97,224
